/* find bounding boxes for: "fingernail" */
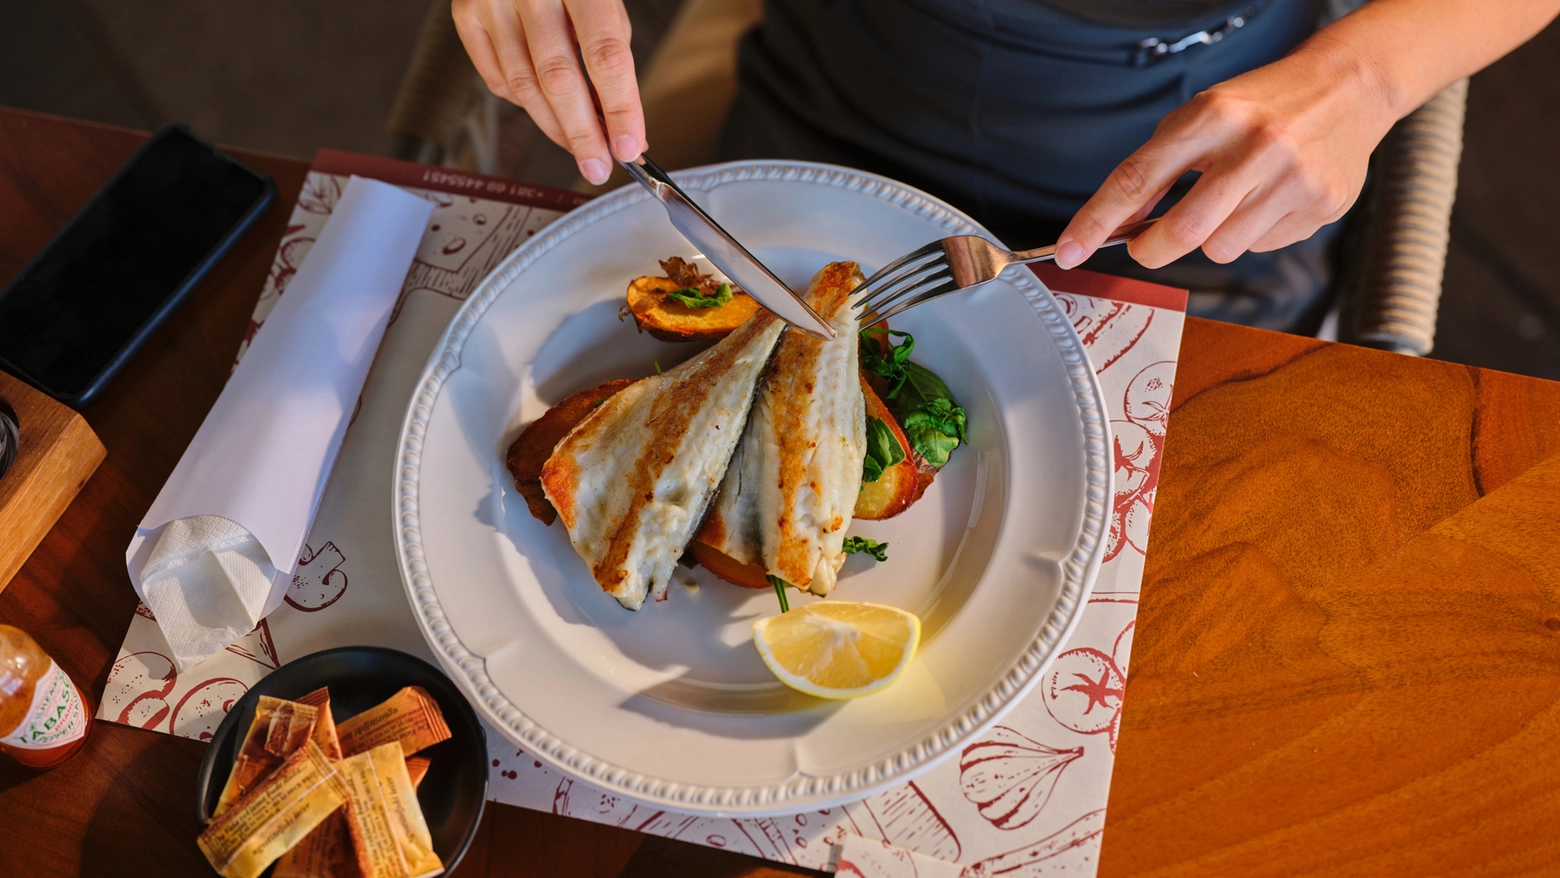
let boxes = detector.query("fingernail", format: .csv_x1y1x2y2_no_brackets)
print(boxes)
580,158,609,185
1055,240,1084,270
613,135,640,162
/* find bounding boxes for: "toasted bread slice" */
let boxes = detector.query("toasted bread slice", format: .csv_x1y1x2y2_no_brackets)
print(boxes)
505,379,636,525
624,275,761,342
854,377,920,521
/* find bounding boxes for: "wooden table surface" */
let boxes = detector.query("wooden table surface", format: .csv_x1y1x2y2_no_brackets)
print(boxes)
1,107,1557,877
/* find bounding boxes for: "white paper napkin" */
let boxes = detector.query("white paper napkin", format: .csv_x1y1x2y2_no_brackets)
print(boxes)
126,176,433,670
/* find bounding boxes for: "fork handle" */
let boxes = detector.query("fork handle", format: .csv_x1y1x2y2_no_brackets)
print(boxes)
1011,217,1159,264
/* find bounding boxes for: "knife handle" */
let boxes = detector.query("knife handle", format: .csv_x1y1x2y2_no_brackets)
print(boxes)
619,153,676,200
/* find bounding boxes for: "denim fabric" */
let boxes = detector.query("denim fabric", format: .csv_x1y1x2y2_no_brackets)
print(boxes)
718,0,1342,330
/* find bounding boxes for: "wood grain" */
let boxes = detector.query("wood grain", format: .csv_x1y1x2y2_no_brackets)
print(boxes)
3,107,1558,878
0,372,105,592
1100,318,1560,876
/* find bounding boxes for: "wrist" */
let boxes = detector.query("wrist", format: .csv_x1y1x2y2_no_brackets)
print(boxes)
1290,30,1405,127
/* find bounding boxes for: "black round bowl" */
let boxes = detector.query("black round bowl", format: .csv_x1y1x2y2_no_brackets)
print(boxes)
196,646,487,873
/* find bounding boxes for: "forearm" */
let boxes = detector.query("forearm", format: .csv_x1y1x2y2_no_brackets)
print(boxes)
1302,0,1560,120
1055,0,1560,270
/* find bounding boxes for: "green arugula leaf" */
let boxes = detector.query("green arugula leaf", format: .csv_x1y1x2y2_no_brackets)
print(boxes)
862,416,905,482
860,329,916,398
842,536,889,562
667,282,734,309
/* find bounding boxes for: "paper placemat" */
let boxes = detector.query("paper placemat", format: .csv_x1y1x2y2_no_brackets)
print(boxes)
101,151,1185,875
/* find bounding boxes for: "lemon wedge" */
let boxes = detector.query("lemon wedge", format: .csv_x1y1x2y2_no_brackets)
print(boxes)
753,601,921,699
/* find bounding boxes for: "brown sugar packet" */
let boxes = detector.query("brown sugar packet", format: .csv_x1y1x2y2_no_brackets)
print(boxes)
403,756,431,789
297,687,344,760
215,697,320,818
339,742,444,878
197,740,347,878
272,810,354,878
337,686,451,759
274,753,435,878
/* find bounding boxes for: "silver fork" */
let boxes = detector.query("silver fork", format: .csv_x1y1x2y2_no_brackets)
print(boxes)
852,218,1158,327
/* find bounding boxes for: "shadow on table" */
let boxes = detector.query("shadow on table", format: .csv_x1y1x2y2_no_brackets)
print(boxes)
76,730,212,875
621,834,826,877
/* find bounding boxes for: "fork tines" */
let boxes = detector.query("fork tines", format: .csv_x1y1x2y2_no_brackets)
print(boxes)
850,241,953,327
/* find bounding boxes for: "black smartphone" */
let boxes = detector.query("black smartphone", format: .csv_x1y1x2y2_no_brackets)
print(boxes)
0,124,274,406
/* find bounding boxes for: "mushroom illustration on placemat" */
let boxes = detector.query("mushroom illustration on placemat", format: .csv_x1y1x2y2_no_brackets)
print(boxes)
287,541,349,611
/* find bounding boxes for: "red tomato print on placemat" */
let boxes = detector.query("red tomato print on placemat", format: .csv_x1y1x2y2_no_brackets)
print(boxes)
1107,360,1174,561
1041,648,1125,736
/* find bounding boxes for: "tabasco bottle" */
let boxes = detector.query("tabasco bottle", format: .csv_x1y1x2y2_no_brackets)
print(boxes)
0,624,91,768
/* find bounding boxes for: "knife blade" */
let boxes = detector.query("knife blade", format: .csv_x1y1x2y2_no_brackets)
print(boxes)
619,156,836,341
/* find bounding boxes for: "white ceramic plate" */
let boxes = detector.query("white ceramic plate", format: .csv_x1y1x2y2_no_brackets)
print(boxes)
395,162,1110,816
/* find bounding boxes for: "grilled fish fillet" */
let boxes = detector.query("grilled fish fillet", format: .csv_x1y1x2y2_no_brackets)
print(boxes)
697,262,866,595
541,313,783,610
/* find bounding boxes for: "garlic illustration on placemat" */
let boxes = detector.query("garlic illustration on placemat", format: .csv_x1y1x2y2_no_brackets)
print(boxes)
959,726,1085,830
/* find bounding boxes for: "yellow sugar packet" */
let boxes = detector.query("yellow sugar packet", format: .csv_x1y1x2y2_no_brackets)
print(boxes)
197,740,347,878
215,696,320,818
274,754,434,878
337,686,451,758
340,742,444,878
297,687,344,760
272,810,354,878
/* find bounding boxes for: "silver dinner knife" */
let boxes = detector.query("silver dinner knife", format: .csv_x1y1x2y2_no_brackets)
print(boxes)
619,155,836,341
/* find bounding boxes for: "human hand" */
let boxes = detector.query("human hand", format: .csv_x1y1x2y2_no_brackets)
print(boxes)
452,0,646,184
1055,39,1396,270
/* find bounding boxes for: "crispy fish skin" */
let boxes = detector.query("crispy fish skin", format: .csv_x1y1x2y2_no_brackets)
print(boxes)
699,262,866,595
505,378,637,525
542,312,784,609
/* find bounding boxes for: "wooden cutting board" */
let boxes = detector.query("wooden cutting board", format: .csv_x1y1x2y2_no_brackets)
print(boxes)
0,371,105,593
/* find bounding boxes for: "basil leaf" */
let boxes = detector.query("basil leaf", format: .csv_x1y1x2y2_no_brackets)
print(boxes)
862,416,905,483
891,362,954,414
886,364,967,468
902,412,962,468
860,329,916,399
667,282,734,309
915,397,967,443
842,536,889,562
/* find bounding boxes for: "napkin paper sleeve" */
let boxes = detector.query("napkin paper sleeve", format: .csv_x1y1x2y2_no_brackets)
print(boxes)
126,176,433,670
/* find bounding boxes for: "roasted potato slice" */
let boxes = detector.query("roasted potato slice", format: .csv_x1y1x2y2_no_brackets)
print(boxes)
623,275,761,342
687,539,770,589
505,379,637,524
855,376,921,521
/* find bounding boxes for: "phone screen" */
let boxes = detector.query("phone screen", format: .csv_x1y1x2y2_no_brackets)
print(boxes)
0,127,270,401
